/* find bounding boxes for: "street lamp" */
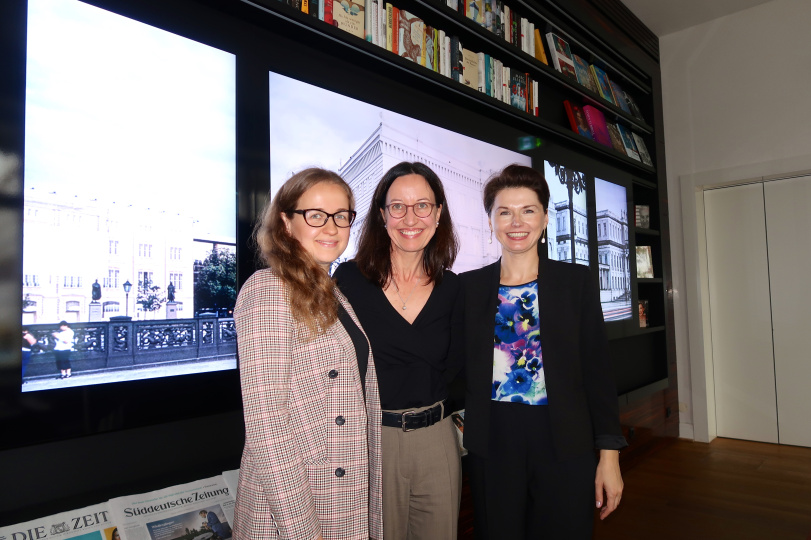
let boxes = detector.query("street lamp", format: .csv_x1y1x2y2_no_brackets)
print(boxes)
123,280,132,317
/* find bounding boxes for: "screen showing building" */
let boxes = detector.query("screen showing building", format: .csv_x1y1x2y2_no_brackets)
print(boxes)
21,0,237,391
268,72,533,274
594,178,632,321
544,160,589,266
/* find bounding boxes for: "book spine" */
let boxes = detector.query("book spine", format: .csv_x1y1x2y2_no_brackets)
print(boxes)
450,36,460,82
325,0,333,25
318,0,325,20
477,52,485,92
365,0,373,41
534,28,546,64
391,6,399,54
533,80,538,116
310,0,319,17
301,0,308,14
386,4,393,51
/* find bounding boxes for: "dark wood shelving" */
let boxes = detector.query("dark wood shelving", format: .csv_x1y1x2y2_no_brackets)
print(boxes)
634,227,660,236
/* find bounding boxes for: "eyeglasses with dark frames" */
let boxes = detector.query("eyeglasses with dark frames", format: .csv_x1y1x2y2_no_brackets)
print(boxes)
290,209,356,228
384,202,437,219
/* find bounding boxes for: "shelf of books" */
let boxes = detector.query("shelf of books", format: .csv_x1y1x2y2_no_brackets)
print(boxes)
247,0,657,175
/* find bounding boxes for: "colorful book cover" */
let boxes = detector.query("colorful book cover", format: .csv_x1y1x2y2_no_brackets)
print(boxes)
632,133,654,166
638,299,649,327
302,0,309,15
572,54,597,93
582,105,611,147
563,100,591,138
610,80,631,113
398,10,423,63
616,124,641,161
533,28,547,65
545,32,577,81
461,47,478,88
510,71,526,111
636,246,654,279
467,0,484,25
333,0,365,39
606,123,625,153
589,64,616,105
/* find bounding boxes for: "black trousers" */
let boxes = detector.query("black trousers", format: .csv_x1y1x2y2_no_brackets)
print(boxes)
467,401,596,540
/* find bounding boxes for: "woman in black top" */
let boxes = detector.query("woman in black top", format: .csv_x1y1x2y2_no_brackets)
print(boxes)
461,165,626,539
334,161,463,540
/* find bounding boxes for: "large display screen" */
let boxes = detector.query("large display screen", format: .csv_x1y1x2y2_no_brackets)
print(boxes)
21,0,237,391
268,73,533,273
544,160,590,266
594,177,632,321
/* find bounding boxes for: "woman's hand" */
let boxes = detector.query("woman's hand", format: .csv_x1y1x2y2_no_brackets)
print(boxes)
595,449,623,520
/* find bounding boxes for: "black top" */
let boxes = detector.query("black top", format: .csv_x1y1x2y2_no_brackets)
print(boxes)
460,248,627,460
333,260,463,410
336,304,368,395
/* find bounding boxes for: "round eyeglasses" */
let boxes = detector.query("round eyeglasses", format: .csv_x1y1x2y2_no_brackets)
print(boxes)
384,202,437,219
291,209,356,228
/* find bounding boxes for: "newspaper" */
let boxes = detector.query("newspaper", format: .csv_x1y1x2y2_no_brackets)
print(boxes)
108,476,235,540
220,470,239,498
0,502,118,540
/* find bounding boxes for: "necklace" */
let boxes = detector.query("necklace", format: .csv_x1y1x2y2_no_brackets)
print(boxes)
392,274,420,310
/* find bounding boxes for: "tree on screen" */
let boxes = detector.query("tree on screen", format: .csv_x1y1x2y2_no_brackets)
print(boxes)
137,277,166,317
194,248,237,316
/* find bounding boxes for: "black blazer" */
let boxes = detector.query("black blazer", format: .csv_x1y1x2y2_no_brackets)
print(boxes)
460,250,627,460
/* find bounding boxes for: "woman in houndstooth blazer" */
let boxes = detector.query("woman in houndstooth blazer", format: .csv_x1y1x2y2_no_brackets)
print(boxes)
233,169,382,540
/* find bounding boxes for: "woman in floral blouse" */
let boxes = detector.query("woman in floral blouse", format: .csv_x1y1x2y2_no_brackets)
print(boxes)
460,164,627,539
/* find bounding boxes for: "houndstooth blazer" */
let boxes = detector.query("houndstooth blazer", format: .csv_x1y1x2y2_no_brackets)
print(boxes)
232,269,383,540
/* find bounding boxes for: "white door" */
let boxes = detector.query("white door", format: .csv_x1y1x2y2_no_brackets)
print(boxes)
764,176,811,447
704,184,778,443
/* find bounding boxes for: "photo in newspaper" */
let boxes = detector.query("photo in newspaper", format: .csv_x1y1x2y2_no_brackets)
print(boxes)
145,505,230,540
108,476,234,540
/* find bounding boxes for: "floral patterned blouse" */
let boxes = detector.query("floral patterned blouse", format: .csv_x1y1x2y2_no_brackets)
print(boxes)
491,281,547,405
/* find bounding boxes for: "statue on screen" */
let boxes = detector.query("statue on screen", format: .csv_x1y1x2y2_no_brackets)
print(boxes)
167,282,176,302
91,280,102,301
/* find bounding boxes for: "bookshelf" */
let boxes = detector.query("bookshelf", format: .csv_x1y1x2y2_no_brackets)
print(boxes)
238,0,674,423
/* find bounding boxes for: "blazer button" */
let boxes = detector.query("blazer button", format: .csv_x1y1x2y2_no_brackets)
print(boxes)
335,415,345,426
334,467,345,477
328,369,339,379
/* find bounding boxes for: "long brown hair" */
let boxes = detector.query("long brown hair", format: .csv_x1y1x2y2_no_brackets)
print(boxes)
253,168,354,336
354,161,458,287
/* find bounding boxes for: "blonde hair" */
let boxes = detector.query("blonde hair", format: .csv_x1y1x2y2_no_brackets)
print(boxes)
253,168,354,336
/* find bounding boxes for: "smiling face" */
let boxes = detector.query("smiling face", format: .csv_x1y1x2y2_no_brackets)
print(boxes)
380,174,442,257
489,187,548,257
281,181,352,271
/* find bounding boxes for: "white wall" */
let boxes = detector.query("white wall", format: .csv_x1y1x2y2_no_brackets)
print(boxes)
659,0,811,441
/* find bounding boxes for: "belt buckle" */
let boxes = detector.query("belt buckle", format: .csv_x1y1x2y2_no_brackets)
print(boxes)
401,410,416,432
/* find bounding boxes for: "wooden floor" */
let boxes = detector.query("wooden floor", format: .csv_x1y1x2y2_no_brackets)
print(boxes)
459,438,811,539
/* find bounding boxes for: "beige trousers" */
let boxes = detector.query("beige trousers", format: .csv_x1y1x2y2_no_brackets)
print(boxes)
381,402,462,540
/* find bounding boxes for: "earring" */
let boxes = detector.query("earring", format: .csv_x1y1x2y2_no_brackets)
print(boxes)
541,228,547,244
488,230,492,244
436,221,440,227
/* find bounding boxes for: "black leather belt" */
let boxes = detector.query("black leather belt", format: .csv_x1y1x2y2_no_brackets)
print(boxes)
381,402,450,432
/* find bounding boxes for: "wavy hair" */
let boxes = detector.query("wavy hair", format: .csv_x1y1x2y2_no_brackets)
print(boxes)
354,161,458,287
253,168,354,336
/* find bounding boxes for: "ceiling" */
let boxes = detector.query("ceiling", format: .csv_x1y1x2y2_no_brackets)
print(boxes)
619,0,774,36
